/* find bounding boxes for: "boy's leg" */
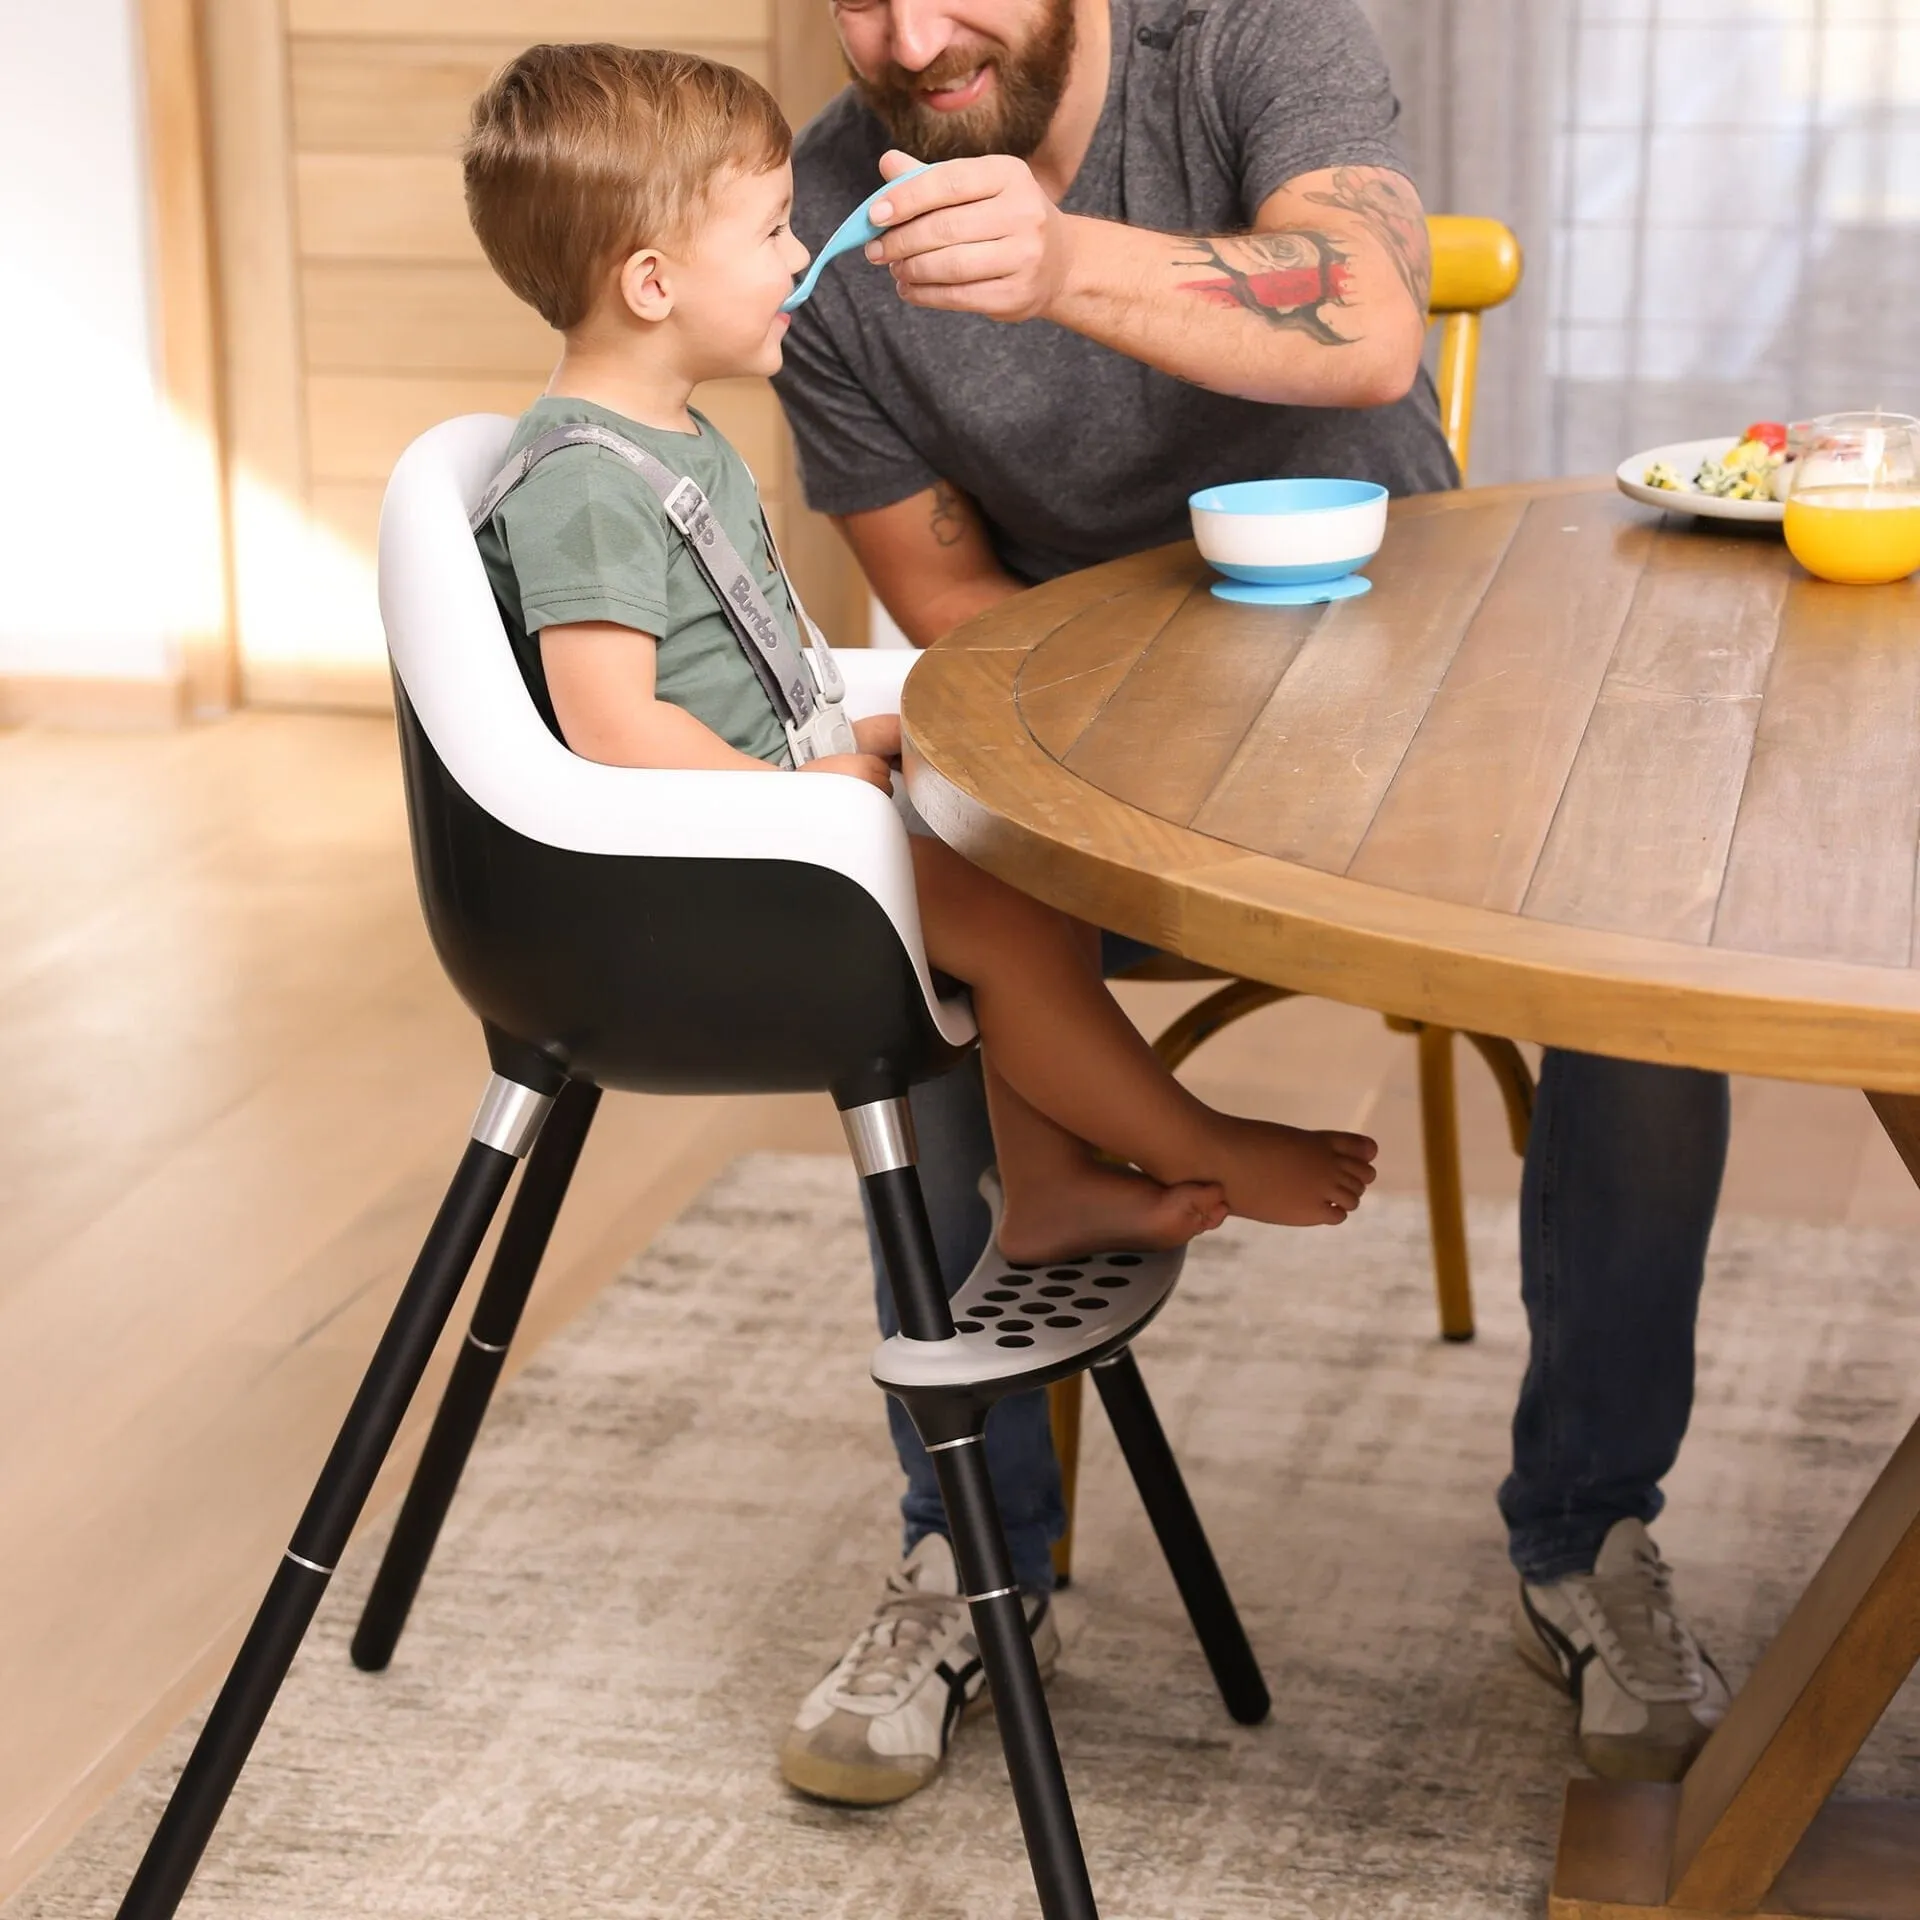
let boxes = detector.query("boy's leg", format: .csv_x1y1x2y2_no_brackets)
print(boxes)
1501,1049,1733,1779
906,836,1371,1225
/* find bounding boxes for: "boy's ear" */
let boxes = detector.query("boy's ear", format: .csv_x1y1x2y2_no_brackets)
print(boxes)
617,248,672,321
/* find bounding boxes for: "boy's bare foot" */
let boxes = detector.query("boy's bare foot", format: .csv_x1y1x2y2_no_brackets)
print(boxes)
1198,1120,1379,1228
999,1162,1228,1265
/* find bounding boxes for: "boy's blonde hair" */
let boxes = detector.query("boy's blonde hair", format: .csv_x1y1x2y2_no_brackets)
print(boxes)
464,44,791,332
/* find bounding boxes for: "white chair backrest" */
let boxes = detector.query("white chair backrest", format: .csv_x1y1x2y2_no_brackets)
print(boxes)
376,415,969,1044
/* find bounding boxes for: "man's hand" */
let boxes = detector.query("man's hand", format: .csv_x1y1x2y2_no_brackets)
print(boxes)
798,751,896,792
865,149,1072,322
853,711,903,761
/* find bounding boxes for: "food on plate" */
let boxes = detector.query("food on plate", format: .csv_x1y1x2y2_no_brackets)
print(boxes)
1643,423,1790,502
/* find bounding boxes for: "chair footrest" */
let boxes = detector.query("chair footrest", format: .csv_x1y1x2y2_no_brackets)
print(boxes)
872,1236,1183,1399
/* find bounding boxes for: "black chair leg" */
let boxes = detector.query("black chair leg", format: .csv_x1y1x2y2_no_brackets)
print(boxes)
1091,1350,1270,1726
842,1094,1099,1920
352,1079,602,1671
115,1074,556,1920
924,1425,1100,1920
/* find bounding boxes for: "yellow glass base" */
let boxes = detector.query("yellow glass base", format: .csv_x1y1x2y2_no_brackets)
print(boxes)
1784,490,1920,585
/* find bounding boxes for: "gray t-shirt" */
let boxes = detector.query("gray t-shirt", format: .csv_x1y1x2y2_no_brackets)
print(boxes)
775,0,1458,586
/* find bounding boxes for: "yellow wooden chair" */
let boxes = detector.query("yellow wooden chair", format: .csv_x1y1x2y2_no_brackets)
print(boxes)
1048,217,1528,1582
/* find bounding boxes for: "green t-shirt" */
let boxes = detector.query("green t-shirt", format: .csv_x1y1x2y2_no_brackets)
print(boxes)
476,396,796,767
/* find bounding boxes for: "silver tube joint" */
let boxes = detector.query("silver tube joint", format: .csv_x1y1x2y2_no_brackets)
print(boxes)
840,1097,917,1177
470,1075,554,1158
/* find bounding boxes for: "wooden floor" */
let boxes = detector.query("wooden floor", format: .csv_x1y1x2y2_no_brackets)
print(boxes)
3,712,1915,1905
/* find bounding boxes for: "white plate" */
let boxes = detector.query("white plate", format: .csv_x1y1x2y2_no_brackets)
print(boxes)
1615,437,1787,526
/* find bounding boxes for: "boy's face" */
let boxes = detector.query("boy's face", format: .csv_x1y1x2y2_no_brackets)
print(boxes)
658,162,811,382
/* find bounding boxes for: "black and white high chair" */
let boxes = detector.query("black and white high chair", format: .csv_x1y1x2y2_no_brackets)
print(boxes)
113,415,1270,1920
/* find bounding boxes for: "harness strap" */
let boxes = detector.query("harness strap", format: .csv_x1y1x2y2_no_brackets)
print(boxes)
471,422,840,733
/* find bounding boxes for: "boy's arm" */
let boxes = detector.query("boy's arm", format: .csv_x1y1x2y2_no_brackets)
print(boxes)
541,622,772,771
541,622,894,789
836,481,1023,649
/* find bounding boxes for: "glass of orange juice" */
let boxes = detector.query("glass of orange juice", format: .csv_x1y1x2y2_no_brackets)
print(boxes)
1783,412,1920,585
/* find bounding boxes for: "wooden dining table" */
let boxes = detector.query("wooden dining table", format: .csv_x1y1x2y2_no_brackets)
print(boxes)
900,474,1920,1920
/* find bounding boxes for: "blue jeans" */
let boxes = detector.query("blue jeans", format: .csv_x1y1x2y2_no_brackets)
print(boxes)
1497,1049,1728,1580
867,958,1728,1592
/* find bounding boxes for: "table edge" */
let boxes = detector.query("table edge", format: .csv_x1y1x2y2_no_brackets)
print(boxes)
902,545,1920,1093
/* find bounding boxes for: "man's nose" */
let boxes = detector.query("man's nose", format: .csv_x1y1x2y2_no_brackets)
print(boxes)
886,0,957,72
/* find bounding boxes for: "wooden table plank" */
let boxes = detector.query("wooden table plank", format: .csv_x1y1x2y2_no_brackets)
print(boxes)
1714,575,1920,967
1061,589,1325,827
1018,577,1203,761
1190,494,1524,869
1348,492,1658,911
1524,525,1792,944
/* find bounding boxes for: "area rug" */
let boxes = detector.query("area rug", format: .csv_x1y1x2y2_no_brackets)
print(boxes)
13,1156,1920,1919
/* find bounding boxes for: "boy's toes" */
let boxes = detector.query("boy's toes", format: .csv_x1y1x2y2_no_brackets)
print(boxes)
1326,1130,1379,1162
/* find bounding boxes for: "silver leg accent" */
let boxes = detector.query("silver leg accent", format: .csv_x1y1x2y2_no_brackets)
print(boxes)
840,1096,917,1177
925,1433,985,1454
966,1585,1020,1605
469,1075,555,1159
283,1549,334,1576
465,1330,511,1355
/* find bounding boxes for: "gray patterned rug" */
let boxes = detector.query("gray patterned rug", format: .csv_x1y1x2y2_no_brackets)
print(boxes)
13,1155,1920,1919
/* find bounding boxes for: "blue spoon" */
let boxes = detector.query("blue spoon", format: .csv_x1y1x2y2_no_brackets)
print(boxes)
781,163,934,313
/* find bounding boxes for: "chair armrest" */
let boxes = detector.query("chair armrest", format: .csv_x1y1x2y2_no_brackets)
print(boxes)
836,647,916,723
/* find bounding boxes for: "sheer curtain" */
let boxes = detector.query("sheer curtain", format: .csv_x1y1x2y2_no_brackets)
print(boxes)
1362,0,1920,485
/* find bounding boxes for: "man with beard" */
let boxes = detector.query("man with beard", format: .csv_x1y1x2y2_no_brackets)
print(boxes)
773,0,1732,1806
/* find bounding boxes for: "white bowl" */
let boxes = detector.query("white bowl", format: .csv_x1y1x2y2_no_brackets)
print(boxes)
1189,478,1389,585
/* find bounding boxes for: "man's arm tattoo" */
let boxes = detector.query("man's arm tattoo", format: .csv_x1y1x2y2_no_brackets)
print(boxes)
1303,167,1433,313
928,481,967,548
1174,230,1355,345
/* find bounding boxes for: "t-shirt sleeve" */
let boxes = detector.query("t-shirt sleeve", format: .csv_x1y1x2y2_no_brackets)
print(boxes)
773,297,938,518
494,446,669,636
1204,0,1413,217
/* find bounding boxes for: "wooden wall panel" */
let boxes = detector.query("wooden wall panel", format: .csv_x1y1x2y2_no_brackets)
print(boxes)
205,0,864,709
286,0,769,40
290,38,772,154
139,0,236,715
204,0,318,704
302,263,554,375
296,154,477,262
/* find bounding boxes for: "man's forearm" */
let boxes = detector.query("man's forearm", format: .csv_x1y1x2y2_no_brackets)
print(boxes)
894,570,1024,649
1046,213,1425,409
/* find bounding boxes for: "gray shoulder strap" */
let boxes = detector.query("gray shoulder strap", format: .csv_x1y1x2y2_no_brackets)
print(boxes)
471,422,824,726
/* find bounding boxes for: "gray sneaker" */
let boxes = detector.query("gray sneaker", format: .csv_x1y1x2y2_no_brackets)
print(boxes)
779,1534,1061,1806
1515,1517,1730,1781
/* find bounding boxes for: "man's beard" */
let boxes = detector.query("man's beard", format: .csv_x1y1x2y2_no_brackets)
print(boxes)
847,0,1078,162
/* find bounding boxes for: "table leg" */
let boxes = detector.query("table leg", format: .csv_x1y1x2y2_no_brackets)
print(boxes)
1548,1091,1920,1920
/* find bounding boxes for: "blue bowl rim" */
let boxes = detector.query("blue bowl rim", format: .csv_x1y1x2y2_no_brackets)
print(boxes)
1189,478,1389,518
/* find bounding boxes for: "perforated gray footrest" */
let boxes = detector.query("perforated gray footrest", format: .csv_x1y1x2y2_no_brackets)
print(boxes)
871,1235,1183,1398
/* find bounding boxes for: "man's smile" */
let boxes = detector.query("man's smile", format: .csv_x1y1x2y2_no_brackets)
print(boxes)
917,65,994,112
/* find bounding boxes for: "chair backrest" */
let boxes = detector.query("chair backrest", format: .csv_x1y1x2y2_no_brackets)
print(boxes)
1424,216,1524,481
377,415,971,1101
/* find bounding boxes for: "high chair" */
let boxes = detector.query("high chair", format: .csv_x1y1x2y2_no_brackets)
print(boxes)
1048,217,1529,1584
111,414,1269,1920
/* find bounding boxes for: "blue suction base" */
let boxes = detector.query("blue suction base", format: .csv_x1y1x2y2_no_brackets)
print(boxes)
1211,572,1373,606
